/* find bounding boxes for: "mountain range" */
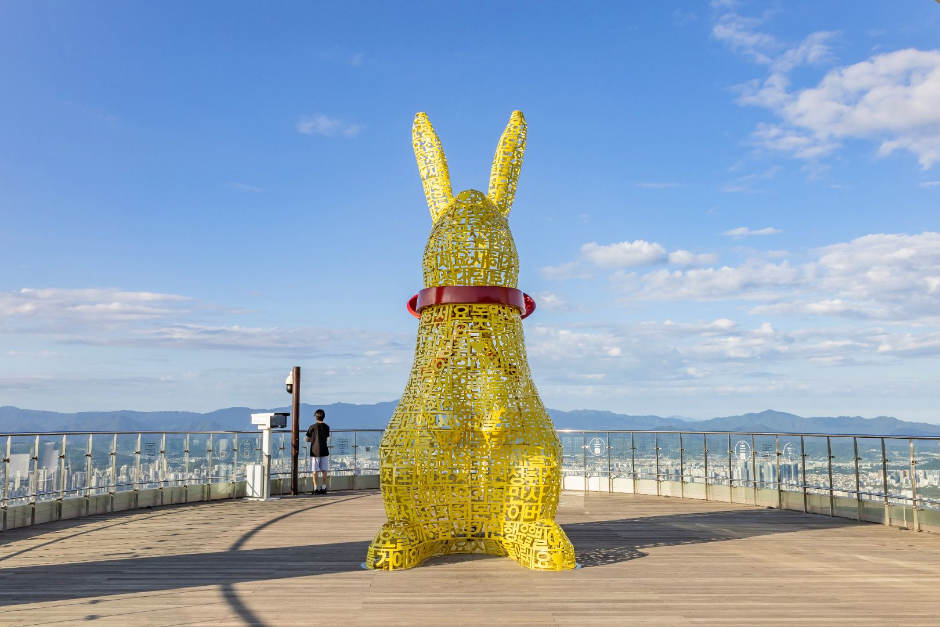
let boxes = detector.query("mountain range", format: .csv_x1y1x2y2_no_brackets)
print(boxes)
1,403,939,437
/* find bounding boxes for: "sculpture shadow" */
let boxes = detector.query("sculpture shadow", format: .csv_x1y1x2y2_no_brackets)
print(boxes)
564,505,859,567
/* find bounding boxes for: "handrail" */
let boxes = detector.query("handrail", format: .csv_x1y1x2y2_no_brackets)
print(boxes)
557,429,940,441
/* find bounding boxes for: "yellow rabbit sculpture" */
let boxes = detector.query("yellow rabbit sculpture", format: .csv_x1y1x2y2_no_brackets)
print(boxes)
365,111,576,571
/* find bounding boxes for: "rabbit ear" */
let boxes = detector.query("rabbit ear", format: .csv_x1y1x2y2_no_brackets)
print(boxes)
487,110,527,216
413,112,454,222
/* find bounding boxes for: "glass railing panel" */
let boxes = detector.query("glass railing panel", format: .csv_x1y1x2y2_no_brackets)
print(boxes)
6,435,36,506
705,434,729,488
356,431,381,475
163,434,187,488
730,435,753,489
213,434,237,484
802,436,830,495
683,433,706,485
657,433,681,483
633,433,656,482
583,433,608,491
271,432,289,478
914,439,940,510
88,434,114,496
559,432,584,485
884,438,913,506
0,436,7,507
114,434,138,493
63,434,91,499
35,434,63,502
330,431,356,476
856,437,885,503
608,432,633,491
752,435,777,490
235,432,261,480
188,435,210,485
777,434,802,493
139,434,163,489
828,436,856,499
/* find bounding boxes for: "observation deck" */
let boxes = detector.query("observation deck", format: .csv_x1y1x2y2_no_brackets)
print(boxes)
2,428,940,625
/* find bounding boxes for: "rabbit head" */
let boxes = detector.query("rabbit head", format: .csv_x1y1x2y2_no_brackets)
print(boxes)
413,111,526,289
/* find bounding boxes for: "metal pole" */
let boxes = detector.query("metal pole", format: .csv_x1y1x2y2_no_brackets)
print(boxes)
726,433,733,503
206,433,214,501
30,435,39,526
290,366,301,496
160,433,166,507
353,431,359,490
853,437,861,522
606,432,611,493
109,433,117,513
679,432,684,499
85,433,95,516
775,435,781,510
655,432,661,497
2,436,11,531
703,434,709,501
134,433,141,511
630,432,637,494
57,434,67,522
751,434,758,506
582,431,587,494
881,438,890,527
909,438,919,532
800,435,807,514
232,433,239,499
183,433,190,504
826,436,834,517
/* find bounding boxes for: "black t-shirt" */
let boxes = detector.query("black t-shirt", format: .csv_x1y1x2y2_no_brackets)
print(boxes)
306,422,330,457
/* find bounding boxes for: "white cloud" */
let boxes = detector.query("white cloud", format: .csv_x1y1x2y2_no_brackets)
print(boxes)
626,260,801,302
297,114,364,138
722,226,782,238
668,250,720,266
920,181,940,188
537,291,570,312
581,240,667,268
541,261,591,281
0,288,192,321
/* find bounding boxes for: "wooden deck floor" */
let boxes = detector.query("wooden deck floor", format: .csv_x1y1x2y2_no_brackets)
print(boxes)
2,490,939,626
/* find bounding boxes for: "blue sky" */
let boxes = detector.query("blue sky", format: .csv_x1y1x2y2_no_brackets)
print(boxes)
2,1,940,421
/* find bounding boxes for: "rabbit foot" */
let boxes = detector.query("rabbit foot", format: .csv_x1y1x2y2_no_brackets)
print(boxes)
366,521,435,570
500,520,577,571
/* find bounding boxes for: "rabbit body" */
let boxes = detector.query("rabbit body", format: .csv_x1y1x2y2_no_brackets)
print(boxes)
365,113,576,571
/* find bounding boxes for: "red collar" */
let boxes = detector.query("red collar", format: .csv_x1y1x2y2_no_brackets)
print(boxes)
407,286,536,319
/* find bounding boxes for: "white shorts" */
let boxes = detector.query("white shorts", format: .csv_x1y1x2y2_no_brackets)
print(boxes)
311,456,330,472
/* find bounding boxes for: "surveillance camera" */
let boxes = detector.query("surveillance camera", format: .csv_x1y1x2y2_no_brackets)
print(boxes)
285,371,294,395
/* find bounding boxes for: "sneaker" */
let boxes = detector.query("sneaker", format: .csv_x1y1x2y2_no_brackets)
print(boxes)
319,486,328,494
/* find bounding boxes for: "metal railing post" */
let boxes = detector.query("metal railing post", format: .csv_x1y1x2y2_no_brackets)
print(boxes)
582,432,587,494
183,433,190,504
232,433,239,499
775,435,781,510
853,437,861,522
909,438,919,532
159,433,167,507
57,434,67,522
726,433,733,503
134,433,141,510
703,434,709,501
606,432,611,493
84,433,93,517
751,434,758,506
354,431,359,490
206,433,213,501
826,436,834,517
2,436,11,531
630,432,637,494
30,435,39,525
655,432,661,497
109,433,117,513
678,432,685,499
800,436,807,514
881,438,890,527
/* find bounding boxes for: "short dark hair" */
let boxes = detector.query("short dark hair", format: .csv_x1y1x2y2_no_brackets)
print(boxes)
315,409,325,421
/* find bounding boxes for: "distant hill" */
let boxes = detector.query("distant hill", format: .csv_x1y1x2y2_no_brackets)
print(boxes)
2,404,939,437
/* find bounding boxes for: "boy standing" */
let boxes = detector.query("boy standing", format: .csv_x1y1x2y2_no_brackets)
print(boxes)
305,409,330,494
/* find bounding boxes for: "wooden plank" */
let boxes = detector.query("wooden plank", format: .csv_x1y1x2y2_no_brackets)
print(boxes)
1,491,939,625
